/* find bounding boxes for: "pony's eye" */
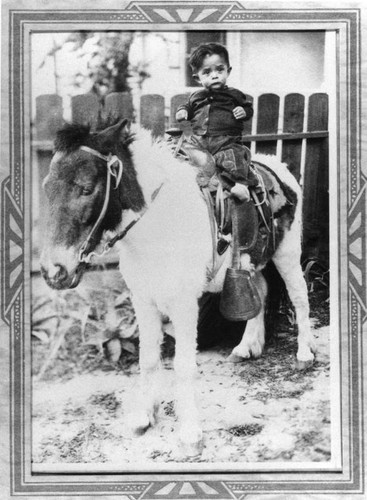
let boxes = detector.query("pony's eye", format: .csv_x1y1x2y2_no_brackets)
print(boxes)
80,187,93,196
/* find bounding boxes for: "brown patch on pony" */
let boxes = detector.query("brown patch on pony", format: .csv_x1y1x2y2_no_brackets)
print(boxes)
253,162,297,224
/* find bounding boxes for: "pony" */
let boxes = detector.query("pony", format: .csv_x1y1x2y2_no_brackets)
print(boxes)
40,118,316,454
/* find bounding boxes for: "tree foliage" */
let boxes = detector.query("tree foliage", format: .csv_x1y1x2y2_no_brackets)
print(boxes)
66,32,135,96
40,31,151,98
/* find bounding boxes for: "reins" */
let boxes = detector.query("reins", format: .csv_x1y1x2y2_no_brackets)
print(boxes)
78,145,163,264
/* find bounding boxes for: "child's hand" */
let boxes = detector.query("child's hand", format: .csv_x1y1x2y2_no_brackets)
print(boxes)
176,109,188,122
233,106,247,120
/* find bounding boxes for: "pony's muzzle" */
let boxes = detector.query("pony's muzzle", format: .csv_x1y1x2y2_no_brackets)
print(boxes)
40,262,84,290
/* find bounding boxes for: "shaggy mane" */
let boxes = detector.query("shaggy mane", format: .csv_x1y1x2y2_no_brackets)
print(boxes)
54,124,92,153
54,117,135,153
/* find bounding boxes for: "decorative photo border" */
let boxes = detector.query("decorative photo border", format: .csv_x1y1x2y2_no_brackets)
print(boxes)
1,0,366,497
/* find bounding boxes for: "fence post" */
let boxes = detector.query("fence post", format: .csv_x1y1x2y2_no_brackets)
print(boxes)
35,94,64,140
34,95,64,256
241,94,253,149
140,94,165,137
105,92,134,122
242,94,253,135
71,93,100,127
256,93,280,155
302,93,329,259
281,93,305,181
169,93,190,128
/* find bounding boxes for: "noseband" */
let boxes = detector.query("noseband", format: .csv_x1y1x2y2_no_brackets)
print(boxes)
78,145,163,264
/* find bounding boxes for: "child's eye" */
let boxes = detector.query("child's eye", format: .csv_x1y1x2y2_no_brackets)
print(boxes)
202,69,210,75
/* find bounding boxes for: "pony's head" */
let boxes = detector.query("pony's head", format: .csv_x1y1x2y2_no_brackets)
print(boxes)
40,118,145,290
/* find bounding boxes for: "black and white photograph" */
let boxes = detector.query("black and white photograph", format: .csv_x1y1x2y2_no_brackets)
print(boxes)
0,0,366,498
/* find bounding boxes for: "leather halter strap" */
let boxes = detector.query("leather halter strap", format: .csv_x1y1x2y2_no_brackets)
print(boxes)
78,145,163,264
80,146,124,188
78,146,124,263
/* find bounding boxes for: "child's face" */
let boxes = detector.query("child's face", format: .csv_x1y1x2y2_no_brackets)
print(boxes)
195,54,231,90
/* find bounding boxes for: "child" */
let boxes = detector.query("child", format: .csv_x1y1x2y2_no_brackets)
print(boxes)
176,42,258,200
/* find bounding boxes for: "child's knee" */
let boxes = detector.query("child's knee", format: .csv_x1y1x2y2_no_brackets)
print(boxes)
231,183,250,201
215,147,250,183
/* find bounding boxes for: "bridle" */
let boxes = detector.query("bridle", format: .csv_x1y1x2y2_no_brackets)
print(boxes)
77,145,162,264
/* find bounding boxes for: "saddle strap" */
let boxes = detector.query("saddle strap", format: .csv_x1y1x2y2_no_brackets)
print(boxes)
230,199,241,270
201,187,218,274
251,189,271,233
201,187,231,282
215,181,226,233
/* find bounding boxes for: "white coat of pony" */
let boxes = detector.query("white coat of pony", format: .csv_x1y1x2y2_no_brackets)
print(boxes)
113,128,315,452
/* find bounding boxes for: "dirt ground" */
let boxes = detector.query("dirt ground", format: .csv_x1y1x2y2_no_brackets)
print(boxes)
31,268,330,467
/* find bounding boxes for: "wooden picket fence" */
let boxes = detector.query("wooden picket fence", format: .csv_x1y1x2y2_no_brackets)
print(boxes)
32,91,329,263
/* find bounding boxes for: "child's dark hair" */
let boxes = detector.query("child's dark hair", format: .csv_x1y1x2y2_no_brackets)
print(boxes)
188,42,230,73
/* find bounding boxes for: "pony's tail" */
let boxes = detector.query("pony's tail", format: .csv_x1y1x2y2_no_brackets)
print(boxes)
262,261,287,342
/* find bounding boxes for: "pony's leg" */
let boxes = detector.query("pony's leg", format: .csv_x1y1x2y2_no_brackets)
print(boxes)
127,296,163,433
169,295,202,455
229,272,268,361
272,242,316,368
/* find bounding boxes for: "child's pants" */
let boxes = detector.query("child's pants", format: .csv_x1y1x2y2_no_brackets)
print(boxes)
186,134,260,260
187,134,258,190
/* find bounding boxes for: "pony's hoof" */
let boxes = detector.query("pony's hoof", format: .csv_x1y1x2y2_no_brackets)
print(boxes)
226,353,246,363
296,344,315,370
230,340,263,361
126,411,152,435
295,359,314,371
178,425,203,457
179,438,204,457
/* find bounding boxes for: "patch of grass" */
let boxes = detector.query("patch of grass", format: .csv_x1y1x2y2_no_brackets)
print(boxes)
59,432,85,462
309,288,329,327
245,380,313,403
163,400,176,417
88,392,121,413
228,423,263,437
314,445,331,459
42,423,113,463
297,430,320,446
64,405,86,417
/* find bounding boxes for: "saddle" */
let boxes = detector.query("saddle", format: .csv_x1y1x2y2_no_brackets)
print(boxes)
166,130,275,268
166,130,278,320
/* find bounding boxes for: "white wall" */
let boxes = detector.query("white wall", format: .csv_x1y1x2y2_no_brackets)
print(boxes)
133,30,327,98
129,32,185,95
228,31,326,95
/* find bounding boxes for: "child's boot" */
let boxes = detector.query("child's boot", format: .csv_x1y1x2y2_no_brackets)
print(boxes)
233,197,259,251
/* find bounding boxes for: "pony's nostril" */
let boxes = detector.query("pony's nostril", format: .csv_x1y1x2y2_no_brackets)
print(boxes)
41,263,68,283
53,263,68,282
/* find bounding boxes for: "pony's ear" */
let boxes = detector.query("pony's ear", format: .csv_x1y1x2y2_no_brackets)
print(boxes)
96,118,131,149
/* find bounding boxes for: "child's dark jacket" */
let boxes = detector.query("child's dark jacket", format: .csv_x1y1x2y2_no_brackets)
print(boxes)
177,86,253,136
